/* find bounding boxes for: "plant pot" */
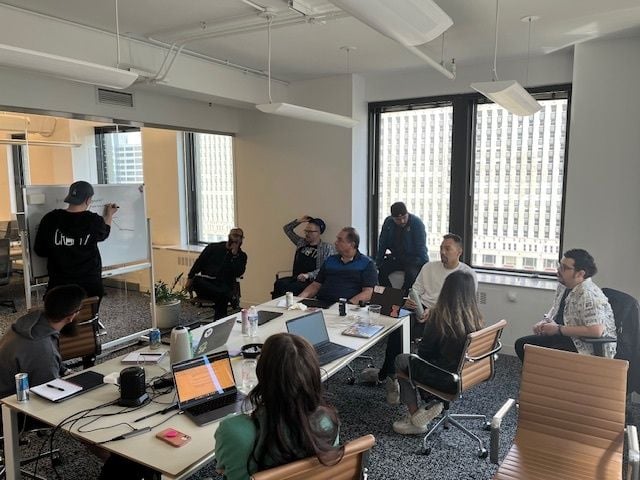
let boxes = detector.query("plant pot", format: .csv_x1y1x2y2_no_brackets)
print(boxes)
155,300,182,329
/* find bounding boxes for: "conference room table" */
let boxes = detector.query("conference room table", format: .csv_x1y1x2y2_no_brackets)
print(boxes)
1,297,410,480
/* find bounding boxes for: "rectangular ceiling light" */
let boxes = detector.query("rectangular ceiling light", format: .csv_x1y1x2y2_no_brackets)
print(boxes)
471,80,542,116
0,43,138,90
329,0,453,46
256,102,358,128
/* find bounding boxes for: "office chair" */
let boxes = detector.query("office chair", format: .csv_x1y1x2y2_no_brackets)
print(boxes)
397,319,507,458
580,288,640,395
58,296,102,368
190,274,242,320
0,239,17,313
250,434,375,480
490,345,639,480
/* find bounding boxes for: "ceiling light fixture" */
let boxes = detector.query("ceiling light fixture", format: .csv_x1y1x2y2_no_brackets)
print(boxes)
470,0,541,116
255,13,358,128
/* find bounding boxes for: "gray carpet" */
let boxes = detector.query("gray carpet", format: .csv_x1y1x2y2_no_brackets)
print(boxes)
2,280,638,479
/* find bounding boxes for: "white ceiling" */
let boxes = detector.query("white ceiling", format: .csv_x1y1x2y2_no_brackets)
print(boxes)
3,0,640,81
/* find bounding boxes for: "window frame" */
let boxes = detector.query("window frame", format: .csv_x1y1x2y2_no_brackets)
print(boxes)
94,126,142,184
368,84,572,277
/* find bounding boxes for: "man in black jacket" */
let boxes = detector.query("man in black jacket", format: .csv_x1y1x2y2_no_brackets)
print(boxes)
186,228,247,319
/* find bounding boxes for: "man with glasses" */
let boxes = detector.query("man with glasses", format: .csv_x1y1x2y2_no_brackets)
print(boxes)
514,248,616,361
186,228,247,320
0,284,86,398
272,216,335,298
376,202,428,293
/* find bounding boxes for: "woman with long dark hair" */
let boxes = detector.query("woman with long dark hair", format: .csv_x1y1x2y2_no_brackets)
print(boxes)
392,270,483,435
214,332,343,479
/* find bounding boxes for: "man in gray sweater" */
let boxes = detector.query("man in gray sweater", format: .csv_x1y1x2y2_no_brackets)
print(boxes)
0,284,86,398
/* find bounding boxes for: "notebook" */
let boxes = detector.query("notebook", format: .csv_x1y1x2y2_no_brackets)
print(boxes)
300,298,335,309
286,311,355,366
172,350,245,426
191,317,237,356
121,350,167,364
31,371,105,402
370,286,406,318
342,322,385,339
257,310,283,326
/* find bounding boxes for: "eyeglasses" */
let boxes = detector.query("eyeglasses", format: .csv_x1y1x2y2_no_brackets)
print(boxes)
303,230,320,234
557,262,575,272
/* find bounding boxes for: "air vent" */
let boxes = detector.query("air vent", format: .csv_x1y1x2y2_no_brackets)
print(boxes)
97,88,134,108
477,291,487,305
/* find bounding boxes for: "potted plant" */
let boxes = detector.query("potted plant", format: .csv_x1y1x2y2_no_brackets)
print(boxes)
153,273,189,329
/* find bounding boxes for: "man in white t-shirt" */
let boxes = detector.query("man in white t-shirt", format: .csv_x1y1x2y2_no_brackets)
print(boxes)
362,233,477,404
406,233,477,319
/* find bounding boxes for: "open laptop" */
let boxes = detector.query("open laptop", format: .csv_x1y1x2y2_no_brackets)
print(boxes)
370,286,405,318
191,317,236,356
172,350,245,426
300,298,335,309
286,310,355,366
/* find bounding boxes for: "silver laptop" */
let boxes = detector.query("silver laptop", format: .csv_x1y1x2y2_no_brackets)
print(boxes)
191,317,236,356
172,350,245,426
286,310,355,366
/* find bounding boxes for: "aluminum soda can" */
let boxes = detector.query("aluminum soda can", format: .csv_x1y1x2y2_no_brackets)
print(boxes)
15,373,29,402
285,291,294,308
149,328,161,350
241,308,249,336
339,298,347,316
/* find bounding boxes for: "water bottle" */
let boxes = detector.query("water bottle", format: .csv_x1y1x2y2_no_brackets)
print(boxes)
248,306,259,338
409,288,424,318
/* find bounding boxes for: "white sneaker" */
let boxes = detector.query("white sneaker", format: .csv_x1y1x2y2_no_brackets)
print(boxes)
385,377,400,405
360,367,380,384
411,402,443,428
393,414,429,435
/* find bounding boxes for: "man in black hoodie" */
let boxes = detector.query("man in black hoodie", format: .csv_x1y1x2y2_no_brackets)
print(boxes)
34,181,118,300
0,284,86,398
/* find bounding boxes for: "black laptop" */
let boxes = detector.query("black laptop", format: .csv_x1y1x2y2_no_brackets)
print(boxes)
286,310,355,366
370,286,405,317
172,351,245,426
258,310,283,325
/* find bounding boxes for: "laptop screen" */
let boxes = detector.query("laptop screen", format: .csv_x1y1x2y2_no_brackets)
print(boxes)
286,310,330,347
172,351,237,407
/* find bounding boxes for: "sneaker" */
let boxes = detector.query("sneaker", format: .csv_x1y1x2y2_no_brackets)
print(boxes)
411,402,443,428
393,414,429,435
385,377,400,405
360,367,381,384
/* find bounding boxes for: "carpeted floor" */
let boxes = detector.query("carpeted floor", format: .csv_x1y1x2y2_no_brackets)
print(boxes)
2,279,638,479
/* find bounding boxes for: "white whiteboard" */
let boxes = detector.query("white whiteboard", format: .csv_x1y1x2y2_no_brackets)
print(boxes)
24,184,148,279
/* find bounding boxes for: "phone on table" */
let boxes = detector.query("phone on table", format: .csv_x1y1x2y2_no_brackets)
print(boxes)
156,428,191,447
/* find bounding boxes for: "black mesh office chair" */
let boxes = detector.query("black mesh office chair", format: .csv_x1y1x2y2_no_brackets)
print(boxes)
0,239,17,313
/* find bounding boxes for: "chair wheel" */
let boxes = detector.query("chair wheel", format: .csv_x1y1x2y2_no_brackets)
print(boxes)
346,377,355,385
483,421,492,431
51,454,63,466
477,448,488,459
421,447,432,456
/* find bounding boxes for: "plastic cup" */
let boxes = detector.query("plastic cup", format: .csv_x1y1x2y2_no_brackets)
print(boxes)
241,358,258,392
368,304,382,323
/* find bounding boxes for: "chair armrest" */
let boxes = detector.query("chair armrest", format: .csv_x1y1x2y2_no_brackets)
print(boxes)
490,398,517,464
467,341,502,363
580,336,616,344
275,270,292,280
408,354,459,385
627,425,639,480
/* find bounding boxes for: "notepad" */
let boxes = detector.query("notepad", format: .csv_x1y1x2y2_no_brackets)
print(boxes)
121,350,167,364
31,378,84,402
342,322,384,339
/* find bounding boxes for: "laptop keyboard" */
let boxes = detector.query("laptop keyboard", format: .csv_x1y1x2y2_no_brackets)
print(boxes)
187,391,238,415
316,343,338,356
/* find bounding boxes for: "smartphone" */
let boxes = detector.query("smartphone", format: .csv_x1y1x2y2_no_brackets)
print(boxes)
156,428,191,448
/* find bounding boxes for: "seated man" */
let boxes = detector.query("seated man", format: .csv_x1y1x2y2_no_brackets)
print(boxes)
376,202,428,293
186,228,247,320
272,216,335,298
0,284,85,399
299,227,377,305
362,233,477,402
515,248,616,361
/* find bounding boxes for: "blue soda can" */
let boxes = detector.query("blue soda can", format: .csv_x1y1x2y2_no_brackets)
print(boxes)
15,373,29,402
149,328,161,350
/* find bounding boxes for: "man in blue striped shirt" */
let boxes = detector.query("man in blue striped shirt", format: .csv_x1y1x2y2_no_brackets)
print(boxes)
299,227,377,305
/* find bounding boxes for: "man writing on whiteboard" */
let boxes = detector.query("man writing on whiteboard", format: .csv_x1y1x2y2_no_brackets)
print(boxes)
34,181,118,301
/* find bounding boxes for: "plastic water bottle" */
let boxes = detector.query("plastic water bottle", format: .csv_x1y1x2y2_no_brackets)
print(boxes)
248,306,259,338
409,288,424,318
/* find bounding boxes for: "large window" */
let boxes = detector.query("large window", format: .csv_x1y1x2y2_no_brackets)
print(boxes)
370,86,570,275
95,127,143,184
185,132,235,244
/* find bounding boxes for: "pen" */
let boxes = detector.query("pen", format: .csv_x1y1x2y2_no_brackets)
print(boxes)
46,384,65,391
140,352,163,356
133,403,178,422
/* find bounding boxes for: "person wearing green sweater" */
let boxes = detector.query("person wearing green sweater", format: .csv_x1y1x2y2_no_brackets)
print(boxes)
214,333,342,480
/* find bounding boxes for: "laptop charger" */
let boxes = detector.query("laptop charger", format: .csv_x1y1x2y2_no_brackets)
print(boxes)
152,377,175,389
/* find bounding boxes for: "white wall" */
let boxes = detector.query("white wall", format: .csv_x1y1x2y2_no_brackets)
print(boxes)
564,36,640,299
